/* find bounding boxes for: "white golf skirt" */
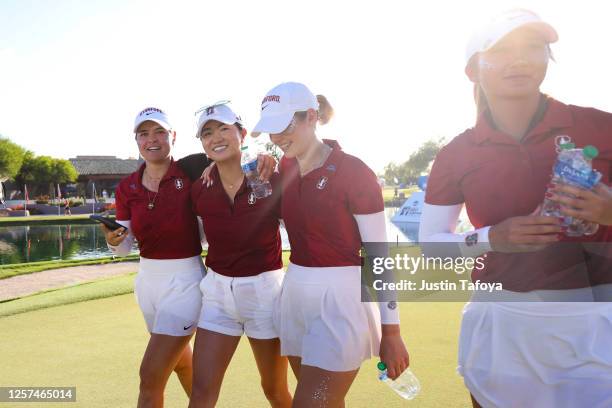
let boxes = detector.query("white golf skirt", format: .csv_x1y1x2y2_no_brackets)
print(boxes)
458,286,612,408
134,256,205,337
274,263,381,372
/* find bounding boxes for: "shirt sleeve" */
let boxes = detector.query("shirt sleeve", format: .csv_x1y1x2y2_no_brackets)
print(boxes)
353,212,400,325
115,183,130,221
176,153,211,182
107,220,134,256
418,203,492,258
346,159,384,214
426,144,465,205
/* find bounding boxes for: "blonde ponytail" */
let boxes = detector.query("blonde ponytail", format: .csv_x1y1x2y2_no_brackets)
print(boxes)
316,94,334,125
473,83,488,124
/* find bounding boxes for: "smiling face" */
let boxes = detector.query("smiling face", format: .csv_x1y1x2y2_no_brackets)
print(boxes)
269,109,318,159
135,120,175,163
198,120,245,162
469,27,549,100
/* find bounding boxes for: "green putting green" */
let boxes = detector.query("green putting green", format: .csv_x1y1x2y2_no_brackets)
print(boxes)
0,276,470,407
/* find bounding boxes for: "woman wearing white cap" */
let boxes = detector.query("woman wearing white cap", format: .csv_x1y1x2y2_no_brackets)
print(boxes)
102,107,208,408
187,101,291,408
420,8,612,408
252,82,410,406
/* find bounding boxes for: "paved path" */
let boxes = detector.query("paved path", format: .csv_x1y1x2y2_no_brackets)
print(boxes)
0,262,139,301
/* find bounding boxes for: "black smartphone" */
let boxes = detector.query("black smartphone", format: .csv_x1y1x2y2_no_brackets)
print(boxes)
90,215,126,232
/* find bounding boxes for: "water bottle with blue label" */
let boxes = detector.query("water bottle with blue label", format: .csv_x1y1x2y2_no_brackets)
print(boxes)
541,142,601,236
240,141,272,199
377,361,420,400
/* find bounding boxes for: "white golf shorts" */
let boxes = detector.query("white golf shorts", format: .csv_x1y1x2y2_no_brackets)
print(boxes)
198,268,284,339
134,256,205,337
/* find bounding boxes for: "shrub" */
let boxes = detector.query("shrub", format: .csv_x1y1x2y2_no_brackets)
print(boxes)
102,203,116,212
68,198,84,207
35,195,50,204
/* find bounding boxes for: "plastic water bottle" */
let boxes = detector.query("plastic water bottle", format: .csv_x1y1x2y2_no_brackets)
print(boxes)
541,143,601,236
377,361,420,400
240,143,272,199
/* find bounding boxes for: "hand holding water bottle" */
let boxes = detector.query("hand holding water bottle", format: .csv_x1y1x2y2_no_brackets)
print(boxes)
547,182,612,227
540,142,602,236
240,137,273,199
377,361,420,400
378,325,417,399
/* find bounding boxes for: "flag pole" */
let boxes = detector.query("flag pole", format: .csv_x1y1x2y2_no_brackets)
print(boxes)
57,184,61,216
24,184,28,216
25,225,29,262
52,183,56,216
92,182,96,214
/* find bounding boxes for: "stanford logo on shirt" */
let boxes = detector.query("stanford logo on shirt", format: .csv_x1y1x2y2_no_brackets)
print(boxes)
316,176,328,190
175,179,184,190
248,192,256,205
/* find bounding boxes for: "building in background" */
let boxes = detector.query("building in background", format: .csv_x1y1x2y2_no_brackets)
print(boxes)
69,156,141,197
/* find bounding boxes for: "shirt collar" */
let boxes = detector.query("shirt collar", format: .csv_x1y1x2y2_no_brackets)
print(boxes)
306,139,343,178
469,95,574,145
208,164,248,196
281,139,344,180
323,139,342,167
137,158,183,186
161,159,183,181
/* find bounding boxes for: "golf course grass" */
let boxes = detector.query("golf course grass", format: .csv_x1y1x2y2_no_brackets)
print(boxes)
0,214,98,226
0,272,470,407
0,255,140,280
0,273,137,317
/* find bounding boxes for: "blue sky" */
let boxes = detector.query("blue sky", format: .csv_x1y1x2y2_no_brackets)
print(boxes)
1,0,611,172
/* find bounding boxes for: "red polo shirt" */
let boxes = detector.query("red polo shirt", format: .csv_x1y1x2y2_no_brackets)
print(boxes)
115,160,202,259
426,95,612,291
191,166,282,277
280,139,384,267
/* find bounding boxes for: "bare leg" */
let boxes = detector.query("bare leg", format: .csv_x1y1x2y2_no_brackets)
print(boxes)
248,337,292,407
287,356,302,381
138,333,193,408
292,364,358,408
173,343,193,396
188,329,241,408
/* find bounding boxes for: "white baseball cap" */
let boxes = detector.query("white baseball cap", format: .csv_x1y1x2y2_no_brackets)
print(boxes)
133,107,172,133
195,101,243,138
465,8,558,65
252,82,319,134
